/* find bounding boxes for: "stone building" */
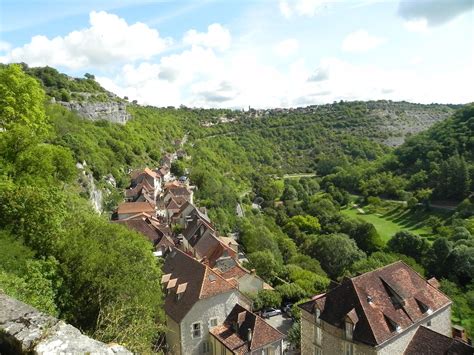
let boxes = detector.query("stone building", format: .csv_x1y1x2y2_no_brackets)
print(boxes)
299,261,457,355
210,304,285,354
162,248,250,355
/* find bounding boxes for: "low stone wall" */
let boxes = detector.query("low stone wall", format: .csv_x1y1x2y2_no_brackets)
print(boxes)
0,292,131,354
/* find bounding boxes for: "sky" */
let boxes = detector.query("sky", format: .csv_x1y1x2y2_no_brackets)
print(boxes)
0,0,473,109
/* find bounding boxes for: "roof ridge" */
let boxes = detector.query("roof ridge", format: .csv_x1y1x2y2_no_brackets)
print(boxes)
349,278,380,344
351,260,404,280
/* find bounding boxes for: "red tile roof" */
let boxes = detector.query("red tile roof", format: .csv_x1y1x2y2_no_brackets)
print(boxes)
162,248,237,323
299,261,451,347
210,304,284,354
404,326,473,355
117,202,155,215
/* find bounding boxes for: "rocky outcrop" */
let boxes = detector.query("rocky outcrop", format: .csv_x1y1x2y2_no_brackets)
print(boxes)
60,101,130,124
0,292,131,354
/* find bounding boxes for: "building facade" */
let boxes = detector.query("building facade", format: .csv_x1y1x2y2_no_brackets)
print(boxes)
299,262,454,355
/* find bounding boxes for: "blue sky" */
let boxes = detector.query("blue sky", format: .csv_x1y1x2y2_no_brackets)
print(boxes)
1,0,473,108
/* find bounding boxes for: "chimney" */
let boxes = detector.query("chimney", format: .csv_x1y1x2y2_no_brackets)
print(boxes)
250,269,256,275
247,328,252,343
452,325,467,342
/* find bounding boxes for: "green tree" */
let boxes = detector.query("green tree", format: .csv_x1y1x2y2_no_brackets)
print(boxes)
0,64,47,132
253,289,282,310
309,233,366,279
247,250,283,283
387,231,429,262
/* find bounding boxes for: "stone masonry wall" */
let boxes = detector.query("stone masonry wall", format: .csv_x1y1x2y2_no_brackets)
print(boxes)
0,292,131,354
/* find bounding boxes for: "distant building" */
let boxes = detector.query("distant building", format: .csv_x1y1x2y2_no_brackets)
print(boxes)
210,304,285,355
299,261,455,355
116,201,155,220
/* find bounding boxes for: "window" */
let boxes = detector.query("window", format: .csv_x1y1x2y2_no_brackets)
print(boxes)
209,317,218,328
315,308,321,325
314,346,322,355
344,342,354,355
191,322,201,339
221,346,226,355
314,326,322,346
202,341,211,353
345,322,353,340
427,320,432,327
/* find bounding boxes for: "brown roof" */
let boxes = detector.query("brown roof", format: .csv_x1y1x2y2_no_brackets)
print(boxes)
404,326,473,355
130,167,158,180
299,261,451,347
218,264,249,281
117,202,155,215
162,248,237,323
167,186,191,197
210,304,284,354
113,218,161,244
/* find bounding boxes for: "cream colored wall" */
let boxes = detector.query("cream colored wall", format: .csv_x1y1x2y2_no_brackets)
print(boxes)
300,305,452,355
210,336,234,355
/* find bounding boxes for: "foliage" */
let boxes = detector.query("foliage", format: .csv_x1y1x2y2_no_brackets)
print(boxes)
253,290,282,310
0,64,47,133
308,233,366,279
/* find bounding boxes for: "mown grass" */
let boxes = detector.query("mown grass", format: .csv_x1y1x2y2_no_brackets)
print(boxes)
341,204,452,243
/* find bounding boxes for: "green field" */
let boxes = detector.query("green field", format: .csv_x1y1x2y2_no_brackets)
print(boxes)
341,205,446,242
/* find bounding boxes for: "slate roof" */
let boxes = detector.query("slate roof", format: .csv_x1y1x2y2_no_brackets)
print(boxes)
162,248,237,323
117,202,155,215
210,304,284,354
299,261,451,347
404,326,473,355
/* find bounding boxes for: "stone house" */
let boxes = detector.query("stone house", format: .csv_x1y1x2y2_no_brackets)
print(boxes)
162,248,250,355
210,304,285,355
299,261,454,355
130,167,161,195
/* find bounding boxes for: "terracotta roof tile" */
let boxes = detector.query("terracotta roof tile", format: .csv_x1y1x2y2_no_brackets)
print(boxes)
117,202,155,215
404,326,473,355
210,304,284,354
300,261,451,347
163,248,236,323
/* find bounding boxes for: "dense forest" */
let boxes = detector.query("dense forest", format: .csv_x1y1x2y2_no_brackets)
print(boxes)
0,64,472,351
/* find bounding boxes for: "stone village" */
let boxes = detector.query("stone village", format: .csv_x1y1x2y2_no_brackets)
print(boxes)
109,149,473,355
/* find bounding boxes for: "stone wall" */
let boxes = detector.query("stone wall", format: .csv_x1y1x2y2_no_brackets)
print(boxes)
60,101,130,124
0,292,131,354
300,305,453,355
181,291,239,355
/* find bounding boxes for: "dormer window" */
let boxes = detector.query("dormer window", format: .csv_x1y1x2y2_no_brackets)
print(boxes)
384,315,401,333
345,321,353,340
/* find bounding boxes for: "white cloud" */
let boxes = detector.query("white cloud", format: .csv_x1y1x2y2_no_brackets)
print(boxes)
341,30,386,53
0,41,11,52
279,1,292,18
0,11,170,69
274,39,299,58
183,23,231,51
279,0,332,18
403,18,429,33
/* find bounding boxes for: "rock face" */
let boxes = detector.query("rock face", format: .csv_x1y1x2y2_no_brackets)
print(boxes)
60,101,130,124
0,292,131,354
